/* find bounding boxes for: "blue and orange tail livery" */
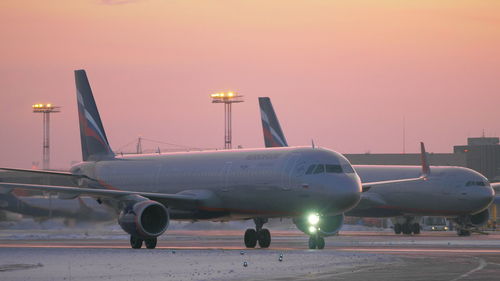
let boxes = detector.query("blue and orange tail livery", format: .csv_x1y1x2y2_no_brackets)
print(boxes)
75,70,114,161
259,97,288,148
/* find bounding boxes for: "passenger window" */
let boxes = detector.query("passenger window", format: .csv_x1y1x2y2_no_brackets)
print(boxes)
305,165,316,175
325,164,342,173
313,164,325,174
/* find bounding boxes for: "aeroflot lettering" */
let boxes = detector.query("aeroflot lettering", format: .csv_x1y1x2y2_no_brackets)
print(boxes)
246,154,282,160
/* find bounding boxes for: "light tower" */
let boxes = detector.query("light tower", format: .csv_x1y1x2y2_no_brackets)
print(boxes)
210,92,244,149
32,103,60,170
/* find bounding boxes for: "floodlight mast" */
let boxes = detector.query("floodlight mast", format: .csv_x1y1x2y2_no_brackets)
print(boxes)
32,103,61,170
210,92,244,149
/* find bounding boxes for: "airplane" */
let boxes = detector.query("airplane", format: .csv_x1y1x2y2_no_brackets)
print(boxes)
258,97,495,237
0,69,421,250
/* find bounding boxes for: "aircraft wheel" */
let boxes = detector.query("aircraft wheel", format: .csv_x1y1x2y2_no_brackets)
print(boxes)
457,229,471,236
145,238,157,249
130,236,143,249
316,236,325,249
244,229,258,248
394,224,402,234
412,223,421,234
402,223,412,235
308,236,317,249
257,228,271,248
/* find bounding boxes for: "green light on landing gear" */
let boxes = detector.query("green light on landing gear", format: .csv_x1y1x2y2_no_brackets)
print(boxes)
308,213,320,225
308,226,317,234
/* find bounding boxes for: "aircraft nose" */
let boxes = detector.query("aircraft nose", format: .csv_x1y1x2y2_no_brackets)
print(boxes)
479,186,495,207
330,176,362,213
469,186,495,212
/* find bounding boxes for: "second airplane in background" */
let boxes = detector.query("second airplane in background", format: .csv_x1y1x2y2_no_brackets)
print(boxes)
259,97,494,237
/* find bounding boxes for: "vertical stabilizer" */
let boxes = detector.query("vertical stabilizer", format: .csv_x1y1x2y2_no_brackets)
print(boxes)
258,97,288,148
75,70,114,161
420,142,431,177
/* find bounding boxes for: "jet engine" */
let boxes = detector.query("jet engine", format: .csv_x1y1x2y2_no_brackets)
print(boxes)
294,214,344,237
118,200,169,239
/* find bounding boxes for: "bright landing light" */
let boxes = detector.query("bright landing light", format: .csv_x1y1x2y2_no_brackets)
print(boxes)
308,226,317,234
308,213,320,225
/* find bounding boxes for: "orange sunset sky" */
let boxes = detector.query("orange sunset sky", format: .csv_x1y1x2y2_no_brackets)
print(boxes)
1,0,499,169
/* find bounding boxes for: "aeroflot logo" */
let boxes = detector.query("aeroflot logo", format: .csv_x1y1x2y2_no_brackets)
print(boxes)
246,154,282,160
261,109,287,147
77,90,108,146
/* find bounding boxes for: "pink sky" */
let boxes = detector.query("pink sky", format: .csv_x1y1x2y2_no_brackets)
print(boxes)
1,0,499,169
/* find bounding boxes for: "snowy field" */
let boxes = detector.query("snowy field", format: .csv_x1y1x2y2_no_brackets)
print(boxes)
0,247,393,281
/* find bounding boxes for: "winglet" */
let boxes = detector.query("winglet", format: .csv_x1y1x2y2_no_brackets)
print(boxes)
420,142,430,177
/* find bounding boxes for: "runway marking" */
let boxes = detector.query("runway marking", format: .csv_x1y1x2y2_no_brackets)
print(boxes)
336,248,500,254
449,257,487,281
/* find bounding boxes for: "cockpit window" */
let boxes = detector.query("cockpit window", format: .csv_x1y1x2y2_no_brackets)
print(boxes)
342,164,355,173
305,164,316,175
466,181,487,187
313,164,325,174
306,162,355,175
325,164,342,173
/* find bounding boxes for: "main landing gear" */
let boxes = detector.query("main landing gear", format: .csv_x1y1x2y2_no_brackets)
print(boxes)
244,218,271,248
457,229,471,236
130,236,158,249
394,223,420,235
308,235,325,249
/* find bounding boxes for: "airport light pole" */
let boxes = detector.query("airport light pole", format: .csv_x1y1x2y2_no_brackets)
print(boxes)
32,103,60,170
210,92,244,149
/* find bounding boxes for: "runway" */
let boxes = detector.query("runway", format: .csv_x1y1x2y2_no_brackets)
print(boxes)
1,229,500,280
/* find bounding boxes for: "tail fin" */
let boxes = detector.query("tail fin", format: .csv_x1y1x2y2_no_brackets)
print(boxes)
420,142,430,177
258,97,288,148
75,70,114,161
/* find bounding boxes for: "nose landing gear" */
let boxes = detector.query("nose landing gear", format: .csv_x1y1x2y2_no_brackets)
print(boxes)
308,235,325,249
244,218,271,248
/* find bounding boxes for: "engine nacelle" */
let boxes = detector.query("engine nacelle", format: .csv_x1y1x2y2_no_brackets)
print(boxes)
118,200,169,239
470,209,489,226
294,214,344,237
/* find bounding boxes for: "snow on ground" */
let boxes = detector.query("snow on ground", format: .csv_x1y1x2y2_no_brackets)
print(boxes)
0,247,394,281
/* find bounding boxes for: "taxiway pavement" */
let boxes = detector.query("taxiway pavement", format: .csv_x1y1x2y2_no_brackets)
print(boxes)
1,229,500,281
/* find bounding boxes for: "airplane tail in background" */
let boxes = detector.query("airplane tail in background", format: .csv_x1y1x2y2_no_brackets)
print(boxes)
75,70,114,161
258,97,288,148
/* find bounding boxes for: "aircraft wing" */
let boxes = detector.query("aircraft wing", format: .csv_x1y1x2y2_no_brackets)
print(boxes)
361,177,425,192
0,168,84,187
0,182,203,210
491,182,500,190
0,168,74,177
